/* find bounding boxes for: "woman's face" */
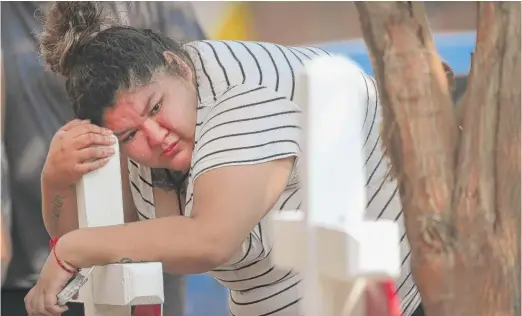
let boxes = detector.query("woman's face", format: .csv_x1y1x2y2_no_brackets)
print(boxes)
103,65,198,172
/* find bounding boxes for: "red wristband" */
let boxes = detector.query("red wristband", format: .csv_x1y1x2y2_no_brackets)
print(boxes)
49,237,80,275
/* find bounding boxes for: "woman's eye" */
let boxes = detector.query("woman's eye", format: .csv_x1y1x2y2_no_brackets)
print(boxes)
122,130,138,143
150,102,162,115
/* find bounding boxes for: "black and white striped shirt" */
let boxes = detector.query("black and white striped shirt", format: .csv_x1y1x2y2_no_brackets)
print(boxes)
128,40,420,316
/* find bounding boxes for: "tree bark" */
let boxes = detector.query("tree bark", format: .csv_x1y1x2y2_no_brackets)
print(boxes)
355,2,520,316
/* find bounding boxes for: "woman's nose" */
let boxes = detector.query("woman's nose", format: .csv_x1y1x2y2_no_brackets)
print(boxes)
143,119,168,146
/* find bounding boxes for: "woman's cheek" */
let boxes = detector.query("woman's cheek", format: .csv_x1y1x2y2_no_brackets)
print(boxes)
122,139,150,162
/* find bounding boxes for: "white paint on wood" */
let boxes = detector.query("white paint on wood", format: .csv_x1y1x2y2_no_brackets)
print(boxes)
299,55,368,228
76,138,164,316
92,263,164,306
271,55,400,316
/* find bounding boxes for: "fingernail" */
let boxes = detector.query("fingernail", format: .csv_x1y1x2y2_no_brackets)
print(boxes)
103,129,113,135
107,147,115,155
82,120,91,123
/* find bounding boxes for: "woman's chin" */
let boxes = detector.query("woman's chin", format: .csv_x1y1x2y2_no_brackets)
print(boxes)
165,151,192,172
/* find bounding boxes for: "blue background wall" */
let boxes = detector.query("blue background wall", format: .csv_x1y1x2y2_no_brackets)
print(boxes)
320,32,476,77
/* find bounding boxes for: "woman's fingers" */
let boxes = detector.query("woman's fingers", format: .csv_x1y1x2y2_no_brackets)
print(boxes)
74,157,111,174
39,300,57,316
71,130,116,151
24,287,36,315
76,146,115,163
60,119,86,131
25,289,54,316
44,292,69,315
68,123,113,140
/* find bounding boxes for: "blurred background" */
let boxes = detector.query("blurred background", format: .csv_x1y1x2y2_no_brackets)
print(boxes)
1,2,476,316
192,1,476,44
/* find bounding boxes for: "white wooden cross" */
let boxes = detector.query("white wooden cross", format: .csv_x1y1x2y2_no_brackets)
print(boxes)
73,141,165,316
271,55,401,316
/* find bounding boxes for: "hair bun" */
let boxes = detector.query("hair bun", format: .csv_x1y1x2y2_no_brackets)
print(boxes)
39,1,106,77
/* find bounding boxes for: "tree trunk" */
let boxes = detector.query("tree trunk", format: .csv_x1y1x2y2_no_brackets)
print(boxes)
355,2,520,316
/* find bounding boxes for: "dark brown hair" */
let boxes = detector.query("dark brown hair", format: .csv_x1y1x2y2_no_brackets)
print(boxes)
39,2,190,125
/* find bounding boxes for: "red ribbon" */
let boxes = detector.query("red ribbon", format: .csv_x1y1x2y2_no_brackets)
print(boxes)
49,237,79,274
49,237,59,249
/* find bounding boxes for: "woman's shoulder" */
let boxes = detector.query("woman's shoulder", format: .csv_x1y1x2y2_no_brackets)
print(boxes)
185,40,331,104
195,82,301,130
190,82,302,178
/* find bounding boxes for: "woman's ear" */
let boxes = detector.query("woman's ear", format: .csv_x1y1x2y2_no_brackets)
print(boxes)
163,51,192,82
163,51,177,65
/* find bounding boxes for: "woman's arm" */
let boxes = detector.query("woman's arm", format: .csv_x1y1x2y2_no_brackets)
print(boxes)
57,84,300,274
43,154,139,237
57,157,294,274
41,179,79,237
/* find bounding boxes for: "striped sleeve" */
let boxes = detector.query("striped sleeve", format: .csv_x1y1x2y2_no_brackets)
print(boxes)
192,84,301,180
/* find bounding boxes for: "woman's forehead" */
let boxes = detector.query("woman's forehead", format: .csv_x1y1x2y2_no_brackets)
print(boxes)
111,87,156,117
116,81,157,105
104,84,156,128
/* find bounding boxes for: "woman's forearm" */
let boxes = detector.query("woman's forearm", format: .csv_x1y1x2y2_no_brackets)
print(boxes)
41,177,79,237
58,215,228,275
42,154,138,237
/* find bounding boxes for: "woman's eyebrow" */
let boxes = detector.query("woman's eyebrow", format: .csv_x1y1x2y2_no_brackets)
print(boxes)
114,91,157,137
140,92,156,116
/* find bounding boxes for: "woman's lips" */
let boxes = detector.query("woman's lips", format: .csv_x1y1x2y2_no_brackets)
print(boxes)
161,141,180,157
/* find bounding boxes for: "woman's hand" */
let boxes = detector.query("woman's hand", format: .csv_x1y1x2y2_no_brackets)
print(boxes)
42,119,116,188
24,248,76,316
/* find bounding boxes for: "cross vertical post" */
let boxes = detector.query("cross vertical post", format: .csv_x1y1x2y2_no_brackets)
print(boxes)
271,55,401,316
74,138,165,316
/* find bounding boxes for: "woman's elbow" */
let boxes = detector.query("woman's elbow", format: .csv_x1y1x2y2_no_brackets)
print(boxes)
196,239,235,272
161,217,241,274
163,237,234,274
190,220,241,272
